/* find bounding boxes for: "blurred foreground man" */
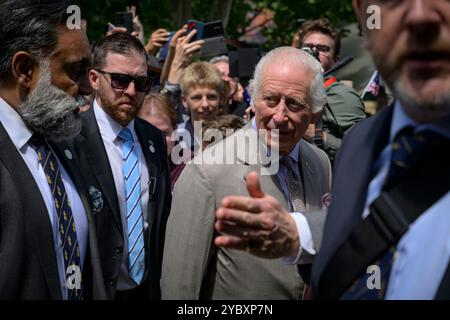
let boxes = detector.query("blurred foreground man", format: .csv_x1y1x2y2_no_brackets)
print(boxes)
215,0,450,300
162,47,331,299
0,0,106,299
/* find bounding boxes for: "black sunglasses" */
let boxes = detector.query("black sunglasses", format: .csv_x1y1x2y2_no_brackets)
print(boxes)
95,69,154,92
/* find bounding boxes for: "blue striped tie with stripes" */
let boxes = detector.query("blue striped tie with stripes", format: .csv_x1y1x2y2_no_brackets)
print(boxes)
118,128,145,285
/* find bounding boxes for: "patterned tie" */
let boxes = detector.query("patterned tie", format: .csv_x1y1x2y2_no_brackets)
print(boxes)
280,156,306,212
118,128,145,285
29,135,83,300
341,127,445,299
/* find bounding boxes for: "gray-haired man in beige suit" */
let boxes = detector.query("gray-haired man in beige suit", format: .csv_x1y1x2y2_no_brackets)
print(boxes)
161,47,332,299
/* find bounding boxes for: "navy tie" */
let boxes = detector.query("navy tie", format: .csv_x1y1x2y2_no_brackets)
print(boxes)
29,135,83,300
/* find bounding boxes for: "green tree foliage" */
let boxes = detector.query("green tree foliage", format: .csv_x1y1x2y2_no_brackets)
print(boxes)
77,0,356,48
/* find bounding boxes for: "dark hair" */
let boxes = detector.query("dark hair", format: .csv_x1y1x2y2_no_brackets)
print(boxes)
297,18,341,59
0,0,74,83
92,33,147,70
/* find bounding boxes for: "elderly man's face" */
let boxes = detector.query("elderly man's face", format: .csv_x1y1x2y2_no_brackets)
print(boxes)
354,0,450,120
254,62,315,156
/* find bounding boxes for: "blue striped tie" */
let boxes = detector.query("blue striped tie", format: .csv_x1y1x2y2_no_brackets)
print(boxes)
118,128,145,285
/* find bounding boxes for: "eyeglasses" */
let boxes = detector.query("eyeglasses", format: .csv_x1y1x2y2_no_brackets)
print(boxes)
95,69,154,92
301,43,331,54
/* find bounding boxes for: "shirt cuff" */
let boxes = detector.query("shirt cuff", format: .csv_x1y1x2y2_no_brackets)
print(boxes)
281,212,316,265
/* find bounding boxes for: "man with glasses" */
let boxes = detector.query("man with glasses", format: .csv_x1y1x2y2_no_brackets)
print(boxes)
70,32,172,300
293,18,366,164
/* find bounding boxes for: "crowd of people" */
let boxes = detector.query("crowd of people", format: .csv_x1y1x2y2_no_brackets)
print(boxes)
0,0,449,301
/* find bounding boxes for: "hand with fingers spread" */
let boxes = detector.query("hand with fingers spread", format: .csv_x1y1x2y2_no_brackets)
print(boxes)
167,30,205,84
215,171,300,259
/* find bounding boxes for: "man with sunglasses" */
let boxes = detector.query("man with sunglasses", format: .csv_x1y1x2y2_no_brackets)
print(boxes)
71,32,172,300
293,18,366,165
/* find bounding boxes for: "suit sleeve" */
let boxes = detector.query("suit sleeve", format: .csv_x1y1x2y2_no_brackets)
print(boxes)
160,161,216,299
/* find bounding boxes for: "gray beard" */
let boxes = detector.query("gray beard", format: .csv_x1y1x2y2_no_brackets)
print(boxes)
393,81,450,117
19,62,85,142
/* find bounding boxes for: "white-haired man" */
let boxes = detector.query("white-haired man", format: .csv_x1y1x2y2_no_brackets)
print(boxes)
161,47,331,299
215,0,450,300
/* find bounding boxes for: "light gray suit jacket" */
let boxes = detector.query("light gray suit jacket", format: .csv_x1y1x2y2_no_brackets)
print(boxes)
161,124,331,299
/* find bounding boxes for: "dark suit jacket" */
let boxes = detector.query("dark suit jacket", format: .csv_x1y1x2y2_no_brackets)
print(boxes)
0,123,108,300
65,107,171,300
310,106,393,298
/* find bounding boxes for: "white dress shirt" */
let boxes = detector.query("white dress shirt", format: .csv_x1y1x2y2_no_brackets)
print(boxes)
93,100,150,291
0,97,88,300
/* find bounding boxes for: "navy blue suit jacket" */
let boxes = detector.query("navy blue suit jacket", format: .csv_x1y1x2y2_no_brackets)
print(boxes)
311,106,394,297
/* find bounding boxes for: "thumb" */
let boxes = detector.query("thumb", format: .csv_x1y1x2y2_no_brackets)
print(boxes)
246,171,265,198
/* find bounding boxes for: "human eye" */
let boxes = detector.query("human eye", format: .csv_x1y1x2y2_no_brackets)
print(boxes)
263,95,279,107
207,94,218,100
286,98,308,111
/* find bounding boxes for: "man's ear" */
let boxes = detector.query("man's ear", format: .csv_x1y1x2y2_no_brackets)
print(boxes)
11,51,36,89
89,68,100,91
352,0,370,48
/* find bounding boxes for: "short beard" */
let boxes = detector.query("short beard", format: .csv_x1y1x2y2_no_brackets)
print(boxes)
393,81,450,119
19,60,85,142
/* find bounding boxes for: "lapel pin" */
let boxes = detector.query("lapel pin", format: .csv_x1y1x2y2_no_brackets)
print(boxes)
64,149,73,160
148,140,155,153
88,186,104,214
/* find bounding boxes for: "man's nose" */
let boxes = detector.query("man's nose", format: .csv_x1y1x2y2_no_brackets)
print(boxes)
124,81,137,96
272,99,289,123
405,0,441,42
200,96,210,107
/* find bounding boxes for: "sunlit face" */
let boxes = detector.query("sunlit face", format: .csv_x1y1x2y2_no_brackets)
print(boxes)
354,0,450,121
182,86,220,122
254,62,315,156
302,31,337,72
90,51,147,127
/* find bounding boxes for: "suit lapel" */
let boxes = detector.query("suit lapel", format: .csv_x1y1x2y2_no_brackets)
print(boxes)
80,108,122,234
134,118,161,233
0,124,62,299
299,140,320,211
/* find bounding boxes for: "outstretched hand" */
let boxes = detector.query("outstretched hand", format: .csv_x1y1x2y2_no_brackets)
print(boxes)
214,172,300,259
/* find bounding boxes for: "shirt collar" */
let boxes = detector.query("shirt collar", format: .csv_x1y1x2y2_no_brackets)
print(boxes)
0,97,33,150
391,101,450,142
93,99,135,142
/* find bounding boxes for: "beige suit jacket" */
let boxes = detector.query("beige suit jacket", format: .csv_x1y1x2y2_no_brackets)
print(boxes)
161,123,331,299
